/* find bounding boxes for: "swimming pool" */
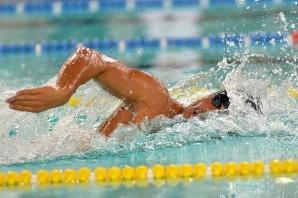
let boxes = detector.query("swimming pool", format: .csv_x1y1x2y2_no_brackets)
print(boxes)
0,2,298,198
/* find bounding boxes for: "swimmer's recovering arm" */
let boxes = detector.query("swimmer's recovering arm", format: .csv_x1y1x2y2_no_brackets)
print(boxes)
6,47,105,112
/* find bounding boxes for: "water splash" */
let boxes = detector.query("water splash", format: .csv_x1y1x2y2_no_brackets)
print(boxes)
1,50,297,165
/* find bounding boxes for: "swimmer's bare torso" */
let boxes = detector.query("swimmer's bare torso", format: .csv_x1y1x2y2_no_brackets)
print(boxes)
6,47,225,137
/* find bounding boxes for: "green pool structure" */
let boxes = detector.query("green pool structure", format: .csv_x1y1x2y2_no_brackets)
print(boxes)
0,1,298,197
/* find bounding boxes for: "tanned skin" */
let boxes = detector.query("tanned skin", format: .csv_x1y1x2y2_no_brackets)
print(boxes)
6,47,224,137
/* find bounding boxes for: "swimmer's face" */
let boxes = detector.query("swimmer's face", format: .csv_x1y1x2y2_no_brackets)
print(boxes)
183,92,229,118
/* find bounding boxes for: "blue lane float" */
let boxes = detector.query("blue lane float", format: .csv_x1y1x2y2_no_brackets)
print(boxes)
167,38,202,48
125,38,161,49
0,3,15,13
62,1,90,12
0,43,35,54
0,0,297,15
172,0,199,7
24,2,52,13
42,40,78,52
0,32,294,56
100,0,126,10
135,0,164,9
83,39,119,50
250,33,285,45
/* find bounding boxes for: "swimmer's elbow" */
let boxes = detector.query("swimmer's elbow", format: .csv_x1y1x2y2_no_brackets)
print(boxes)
75,47,105,72
75,46,95,56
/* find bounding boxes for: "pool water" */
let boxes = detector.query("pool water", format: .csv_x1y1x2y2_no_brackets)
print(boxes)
0,4,298,198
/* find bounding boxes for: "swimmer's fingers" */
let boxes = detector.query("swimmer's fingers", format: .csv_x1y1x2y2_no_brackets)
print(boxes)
6,88,42,103
16,88,43,96
9,104,44,113
10,100,46,107
7,86,68,110
6,95,40,103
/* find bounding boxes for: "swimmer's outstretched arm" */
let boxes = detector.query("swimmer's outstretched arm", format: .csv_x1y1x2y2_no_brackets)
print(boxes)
6,47,106,112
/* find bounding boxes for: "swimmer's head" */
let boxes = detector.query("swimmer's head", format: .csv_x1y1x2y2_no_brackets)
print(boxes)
211,90,230,109
182,90,230,118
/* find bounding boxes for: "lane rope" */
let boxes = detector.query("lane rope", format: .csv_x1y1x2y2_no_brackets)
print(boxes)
0,0,296,15
0,32,297,55
0,160,297,188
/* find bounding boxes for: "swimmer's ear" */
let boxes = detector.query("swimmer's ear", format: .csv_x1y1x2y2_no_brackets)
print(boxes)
245,95,263,114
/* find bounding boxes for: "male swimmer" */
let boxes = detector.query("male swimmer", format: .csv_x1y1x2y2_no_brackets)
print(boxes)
5,47,230,137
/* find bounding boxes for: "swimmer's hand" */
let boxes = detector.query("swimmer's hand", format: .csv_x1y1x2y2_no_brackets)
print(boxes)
5,86,71,113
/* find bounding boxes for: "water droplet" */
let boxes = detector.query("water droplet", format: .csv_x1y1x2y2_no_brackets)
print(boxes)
47,114,59,124
76,114,88,124
8,129,17,137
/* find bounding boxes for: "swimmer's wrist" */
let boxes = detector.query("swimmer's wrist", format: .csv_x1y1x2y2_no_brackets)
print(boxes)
56,87,73,105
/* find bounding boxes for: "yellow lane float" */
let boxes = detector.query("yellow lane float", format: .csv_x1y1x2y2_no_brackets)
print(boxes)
0,159,296,189
288,87,298,99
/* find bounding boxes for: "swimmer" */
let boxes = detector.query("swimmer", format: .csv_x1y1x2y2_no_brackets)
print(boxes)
5,47,230,137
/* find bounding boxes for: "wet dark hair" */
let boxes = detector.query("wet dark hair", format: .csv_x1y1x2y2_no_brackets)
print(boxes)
212,90,230,109
245,95,263,114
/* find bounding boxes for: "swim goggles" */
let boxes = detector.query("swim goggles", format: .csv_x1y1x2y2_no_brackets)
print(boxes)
212,90,230,109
